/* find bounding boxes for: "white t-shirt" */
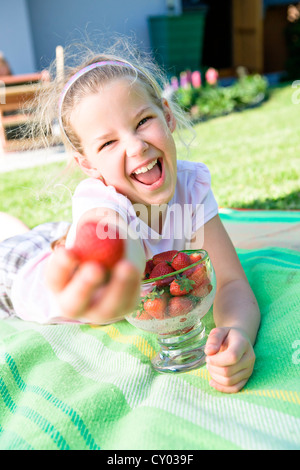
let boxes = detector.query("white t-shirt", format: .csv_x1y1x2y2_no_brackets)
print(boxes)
66,159,218,258
11,160,218,324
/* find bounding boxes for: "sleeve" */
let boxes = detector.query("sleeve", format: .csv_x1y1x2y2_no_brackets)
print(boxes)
65,178,133,249
191,162,219,235
10,251,72,324
0,222,71,323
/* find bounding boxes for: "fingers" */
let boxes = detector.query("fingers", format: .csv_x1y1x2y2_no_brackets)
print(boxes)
207,349,255,388
46,247,80,292
206,328,248,367
204,327,229,356
84,260,141,324
207,348,254,375
46,243,141,324
208,365,250,387
209,378,249,394
207,361,254,393
46,243,142,323
205,328,256,394
55,261,107,319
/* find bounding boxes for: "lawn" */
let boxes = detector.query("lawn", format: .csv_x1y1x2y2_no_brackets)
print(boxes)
0,82,299,229
180,82,300,210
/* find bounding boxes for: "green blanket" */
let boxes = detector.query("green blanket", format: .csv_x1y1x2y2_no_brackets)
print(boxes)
0,243,300,449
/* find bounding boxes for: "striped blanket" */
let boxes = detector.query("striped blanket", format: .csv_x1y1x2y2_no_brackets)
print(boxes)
0,245,299,450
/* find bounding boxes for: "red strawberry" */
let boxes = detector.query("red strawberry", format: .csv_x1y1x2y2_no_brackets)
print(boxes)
136,310,153,321
71,221,125,269
149,262,176,286
189,252,203,264
144,292,168,319
152,250,178,266
191,282,213,298
187,263,207,287
143,259,155,279
171,252,192,271
170,276,195,296
168,297,194,317
181,265,195,277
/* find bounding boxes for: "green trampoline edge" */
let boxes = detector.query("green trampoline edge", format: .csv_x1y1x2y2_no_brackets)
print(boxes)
219,208,300,224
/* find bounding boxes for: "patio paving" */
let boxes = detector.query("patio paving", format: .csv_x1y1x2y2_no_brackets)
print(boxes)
221,214,300,252
0,145,67,173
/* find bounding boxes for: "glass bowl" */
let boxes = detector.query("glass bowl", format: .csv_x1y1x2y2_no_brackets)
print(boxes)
125,249,216,373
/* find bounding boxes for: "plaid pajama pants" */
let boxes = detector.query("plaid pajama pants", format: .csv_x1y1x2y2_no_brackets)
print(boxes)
0,221,70,318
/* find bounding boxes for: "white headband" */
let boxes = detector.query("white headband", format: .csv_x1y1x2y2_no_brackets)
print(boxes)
58,60,143,150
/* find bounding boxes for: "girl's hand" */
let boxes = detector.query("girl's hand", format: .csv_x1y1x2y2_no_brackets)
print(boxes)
205,327,256,394
45,246,141,324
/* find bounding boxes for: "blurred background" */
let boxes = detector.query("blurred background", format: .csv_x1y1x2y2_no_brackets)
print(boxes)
1,0,300,78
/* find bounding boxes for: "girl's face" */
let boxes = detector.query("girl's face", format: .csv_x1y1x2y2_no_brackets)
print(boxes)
70,77,177,208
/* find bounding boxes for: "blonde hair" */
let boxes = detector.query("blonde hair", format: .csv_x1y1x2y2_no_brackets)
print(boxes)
30,38,193,155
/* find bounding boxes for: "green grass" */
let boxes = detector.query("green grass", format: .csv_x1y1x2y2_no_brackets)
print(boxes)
0,161,82,228
181,83,300,209
0,83,299,228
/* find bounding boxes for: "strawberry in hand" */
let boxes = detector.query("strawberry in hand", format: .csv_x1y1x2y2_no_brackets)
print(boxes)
46,220,141,324
70,221,125,269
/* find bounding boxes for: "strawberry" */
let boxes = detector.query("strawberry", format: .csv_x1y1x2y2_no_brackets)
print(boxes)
136,310,153,321
187,263,207,287
168,297,194,317
143,259,155,279
180,265,195,277
71,221,125,269
152,250,178,266
171,252,192,271
189,252,203,264
149,261,176,286
191,282,213,298
170,276,195,296
181,326,194,335
144,292,168,319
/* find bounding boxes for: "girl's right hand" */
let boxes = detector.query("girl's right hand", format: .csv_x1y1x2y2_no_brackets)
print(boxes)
45,246,141,324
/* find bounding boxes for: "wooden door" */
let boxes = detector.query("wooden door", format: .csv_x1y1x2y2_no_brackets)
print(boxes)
232,0,264,73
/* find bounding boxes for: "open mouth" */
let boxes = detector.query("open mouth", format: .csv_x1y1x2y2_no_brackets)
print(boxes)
131,158,163,186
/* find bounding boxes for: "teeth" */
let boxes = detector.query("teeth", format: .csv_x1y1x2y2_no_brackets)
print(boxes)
133,159,157,175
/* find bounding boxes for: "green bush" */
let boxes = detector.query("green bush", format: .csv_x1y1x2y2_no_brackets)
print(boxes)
174,74,269,121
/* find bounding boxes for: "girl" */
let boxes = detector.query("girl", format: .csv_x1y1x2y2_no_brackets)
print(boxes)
0,46,260,393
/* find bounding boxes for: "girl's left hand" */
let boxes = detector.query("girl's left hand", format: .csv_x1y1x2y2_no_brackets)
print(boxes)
204,327,256,393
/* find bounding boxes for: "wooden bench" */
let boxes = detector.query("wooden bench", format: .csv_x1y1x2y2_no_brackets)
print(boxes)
0,73,59,153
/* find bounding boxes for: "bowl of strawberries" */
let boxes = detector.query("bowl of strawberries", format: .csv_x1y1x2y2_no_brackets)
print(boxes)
125,249,216,373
